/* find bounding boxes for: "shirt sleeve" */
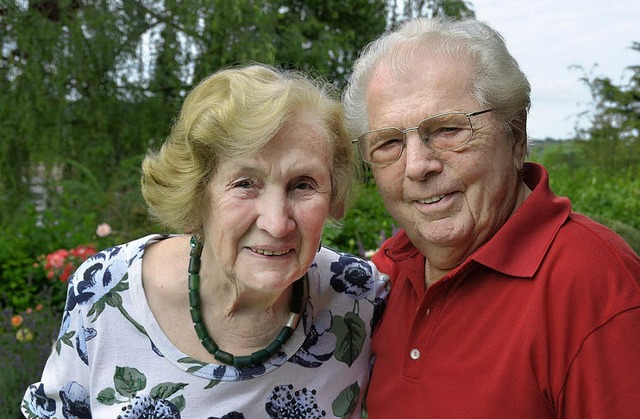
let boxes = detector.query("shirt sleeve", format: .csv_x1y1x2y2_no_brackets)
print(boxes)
559,307,640,418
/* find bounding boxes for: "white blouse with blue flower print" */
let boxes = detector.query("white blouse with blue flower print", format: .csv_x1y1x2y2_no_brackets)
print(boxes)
21,234,388,418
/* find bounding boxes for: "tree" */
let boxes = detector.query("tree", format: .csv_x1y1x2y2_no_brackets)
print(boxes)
0,0,389,229
388,0,475,27
0,0,476,241
576,42,640,173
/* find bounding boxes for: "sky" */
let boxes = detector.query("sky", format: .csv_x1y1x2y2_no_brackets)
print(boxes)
470,0,639,140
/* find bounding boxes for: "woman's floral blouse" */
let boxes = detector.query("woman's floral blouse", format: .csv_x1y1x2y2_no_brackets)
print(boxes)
22,235,388,418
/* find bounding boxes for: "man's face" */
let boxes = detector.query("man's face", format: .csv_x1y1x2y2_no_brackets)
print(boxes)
365,52,526,265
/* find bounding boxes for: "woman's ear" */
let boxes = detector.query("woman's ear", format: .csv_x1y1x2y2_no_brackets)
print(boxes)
329,199,345,219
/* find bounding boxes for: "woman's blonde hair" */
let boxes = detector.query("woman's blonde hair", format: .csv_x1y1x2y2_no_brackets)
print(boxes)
141,64,354,232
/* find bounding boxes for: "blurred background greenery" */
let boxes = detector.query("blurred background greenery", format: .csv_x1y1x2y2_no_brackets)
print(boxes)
0,1,638,416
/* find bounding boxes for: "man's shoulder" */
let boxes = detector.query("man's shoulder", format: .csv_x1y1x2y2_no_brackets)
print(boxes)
562,213,638,264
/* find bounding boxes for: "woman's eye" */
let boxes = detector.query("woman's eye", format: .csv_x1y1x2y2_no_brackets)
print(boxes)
292,177,317,191
233,179,253,189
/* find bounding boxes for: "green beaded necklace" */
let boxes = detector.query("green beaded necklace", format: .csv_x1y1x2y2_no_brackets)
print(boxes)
188,236,307,368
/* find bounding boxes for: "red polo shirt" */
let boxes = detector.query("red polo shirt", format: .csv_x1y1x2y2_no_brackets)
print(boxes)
368,163,640,418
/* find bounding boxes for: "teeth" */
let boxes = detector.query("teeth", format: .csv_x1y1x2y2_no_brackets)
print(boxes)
419,194,446,204
254,248,289,256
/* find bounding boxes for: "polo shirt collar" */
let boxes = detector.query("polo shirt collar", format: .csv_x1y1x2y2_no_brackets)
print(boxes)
472,162,571,277
380,162,571,279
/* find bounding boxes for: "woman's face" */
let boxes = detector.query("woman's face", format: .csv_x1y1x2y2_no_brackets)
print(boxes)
203,109,333,293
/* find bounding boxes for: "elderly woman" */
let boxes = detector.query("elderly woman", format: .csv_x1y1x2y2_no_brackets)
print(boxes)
22,64,388,418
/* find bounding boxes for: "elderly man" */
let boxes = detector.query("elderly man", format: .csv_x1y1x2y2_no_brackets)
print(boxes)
344,17,640,418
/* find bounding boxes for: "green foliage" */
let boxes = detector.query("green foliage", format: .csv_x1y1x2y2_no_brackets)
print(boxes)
0,303,61,417
0,168,142,312
323,178,397,256
388,0,475,26
573,43,640,172
530,141,640,254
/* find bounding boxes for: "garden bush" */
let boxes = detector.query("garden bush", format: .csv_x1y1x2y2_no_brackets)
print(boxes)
323,179,397,256
0,299,61,418
530,141,640,254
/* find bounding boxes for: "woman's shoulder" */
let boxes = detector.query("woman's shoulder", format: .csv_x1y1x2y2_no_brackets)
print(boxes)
310,247,389,302
67,234,173,306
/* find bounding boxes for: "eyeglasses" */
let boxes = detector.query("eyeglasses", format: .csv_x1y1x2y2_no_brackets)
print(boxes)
353,109,494,165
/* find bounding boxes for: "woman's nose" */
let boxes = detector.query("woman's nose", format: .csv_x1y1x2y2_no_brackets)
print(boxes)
255,192,296,237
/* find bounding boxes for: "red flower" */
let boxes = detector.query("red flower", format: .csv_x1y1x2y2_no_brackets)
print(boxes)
40,244,97,282
45,249,69,270
70,245,97,259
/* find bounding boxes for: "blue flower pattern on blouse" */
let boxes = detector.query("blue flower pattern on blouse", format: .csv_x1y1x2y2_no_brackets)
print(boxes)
329,255,374,300
60,381,90,419
21,237,388,418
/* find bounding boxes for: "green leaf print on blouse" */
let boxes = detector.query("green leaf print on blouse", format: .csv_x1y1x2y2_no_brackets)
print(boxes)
332,381,361,418
87,273,146,336
97,366,187,414
330,311,367,367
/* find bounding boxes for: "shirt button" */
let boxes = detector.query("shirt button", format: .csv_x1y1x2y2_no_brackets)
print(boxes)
410,348,421,360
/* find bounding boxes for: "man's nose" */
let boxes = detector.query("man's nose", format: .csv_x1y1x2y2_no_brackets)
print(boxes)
404,131,443,180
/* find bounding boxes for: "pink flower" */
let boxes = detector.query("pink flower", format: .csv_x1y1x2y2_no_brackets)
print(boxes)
45,249,69,270
96,223,112,237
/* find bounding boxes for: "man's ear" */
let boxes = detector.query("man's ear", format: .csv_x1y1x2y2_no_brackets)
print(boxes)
511,109,528,169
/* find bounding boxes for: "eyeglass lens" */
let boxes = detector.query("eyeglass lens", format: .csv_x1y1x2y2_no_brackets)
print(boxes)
360,113,473,164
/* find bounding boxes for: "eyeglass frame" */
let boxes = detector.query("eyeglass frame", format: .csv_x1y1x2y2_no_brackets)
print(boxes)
353,108,495,165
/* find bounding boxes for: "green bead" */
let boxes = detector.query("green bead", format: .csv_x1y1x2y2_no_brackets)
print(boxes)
194,322,208,340
251,349,271,364
265,339,283,355
188,291,200,308
275,327,292,344
188,257,201,274
190,236,197,249
291,298,303,313
188,274,200,291
233,355,253,368
292,278,304,298
215,349,234,365
190,308,203,323
201,336,219,354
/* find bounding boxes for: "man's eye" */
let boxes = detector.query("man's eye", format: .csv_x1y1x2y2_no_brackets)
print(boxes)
439,126,461,133
373,138,402,150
